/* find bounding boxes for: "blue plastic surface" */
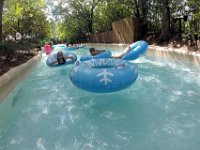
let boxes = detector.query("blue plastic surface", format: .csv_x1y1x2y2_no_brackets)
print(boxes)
122,40,148,60
70,58,138,93
80,50,112,62
65,47,77,51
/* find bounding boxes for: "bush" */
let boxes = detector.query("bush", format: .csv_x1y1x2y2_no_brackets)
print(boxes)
17,40,38,54
0,42,18,60
182,32,199,51
39,39,47,46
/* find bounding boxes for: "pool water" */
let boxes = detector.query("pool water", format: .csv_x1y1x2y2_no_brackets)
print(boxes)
0,47,200,150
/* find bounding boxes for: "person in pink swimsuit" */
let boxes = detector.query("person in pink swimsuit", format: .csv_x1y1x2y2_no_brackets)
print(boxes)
44,42,52,55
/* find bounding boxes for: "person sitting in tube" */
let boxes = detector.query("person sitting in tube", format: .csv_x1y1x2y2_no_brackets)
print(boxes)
89,47,106,56
51,51,74,65
89,47,131,58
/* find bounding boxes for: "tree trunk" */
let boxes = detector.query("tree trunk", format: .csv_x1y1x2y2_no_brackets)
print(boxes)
0,0,4,42
133,0,140,19
140,0,148,36
159,0,170,42
88,7,94,34
87,0,97,34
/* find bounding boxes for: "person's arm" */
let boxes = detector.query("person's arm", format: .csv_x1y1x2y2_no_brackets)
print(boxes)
124,47,131,55
111,55,122,59
111,47,131,59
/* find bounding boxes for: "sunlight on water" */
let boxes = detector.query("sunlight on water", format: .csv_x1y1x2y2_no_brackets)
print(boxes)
0,47,200,150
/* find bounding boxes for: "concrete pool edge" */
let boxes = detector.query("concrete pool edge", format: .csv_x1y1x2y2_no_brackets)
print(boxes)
83,43,200,65
148,45,200,65
0,51,42,102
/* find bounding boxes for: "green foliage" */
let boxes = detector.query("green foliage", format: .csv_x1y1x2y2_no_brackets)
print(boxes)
2,0,50,43
0,42,17,60
0,40,38,60
39,39,48,47
94,1,132,32
50,0,135,42
7,0,195,44
0,0,199,44
59,16,87,43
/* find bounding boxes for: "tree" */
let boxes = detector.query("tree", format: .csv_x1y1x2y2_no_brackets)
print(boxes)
123,0,150,37
3,0,50,42
48,0,101,42
94,0,132,32
46,0,199,44
0,0,4,42
68,0,100,34
159,0,171,42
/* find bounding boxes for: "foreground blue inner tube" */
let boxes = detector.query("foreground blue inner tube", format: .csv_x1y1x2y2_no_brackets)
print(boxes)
122,40,148,60
80,50,111,62
70,58,138,93
46,52,77,67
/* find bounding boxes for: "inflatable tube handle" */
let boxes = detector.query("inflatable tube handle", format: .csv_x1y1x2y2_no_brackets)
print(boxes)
114,63,125,70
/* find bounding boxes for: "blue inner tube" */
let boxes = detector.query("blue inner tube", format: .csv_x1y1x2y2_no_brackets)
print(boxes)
52,44,66,48
76,45,86,48
80,50,111,62
46,52,77,67
122,40,148,60
65,47,77,50
70,58,138,93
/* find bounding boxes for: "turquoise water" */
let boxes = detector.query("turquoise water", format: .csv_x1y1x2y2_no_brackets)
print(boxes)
0,47,200,150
